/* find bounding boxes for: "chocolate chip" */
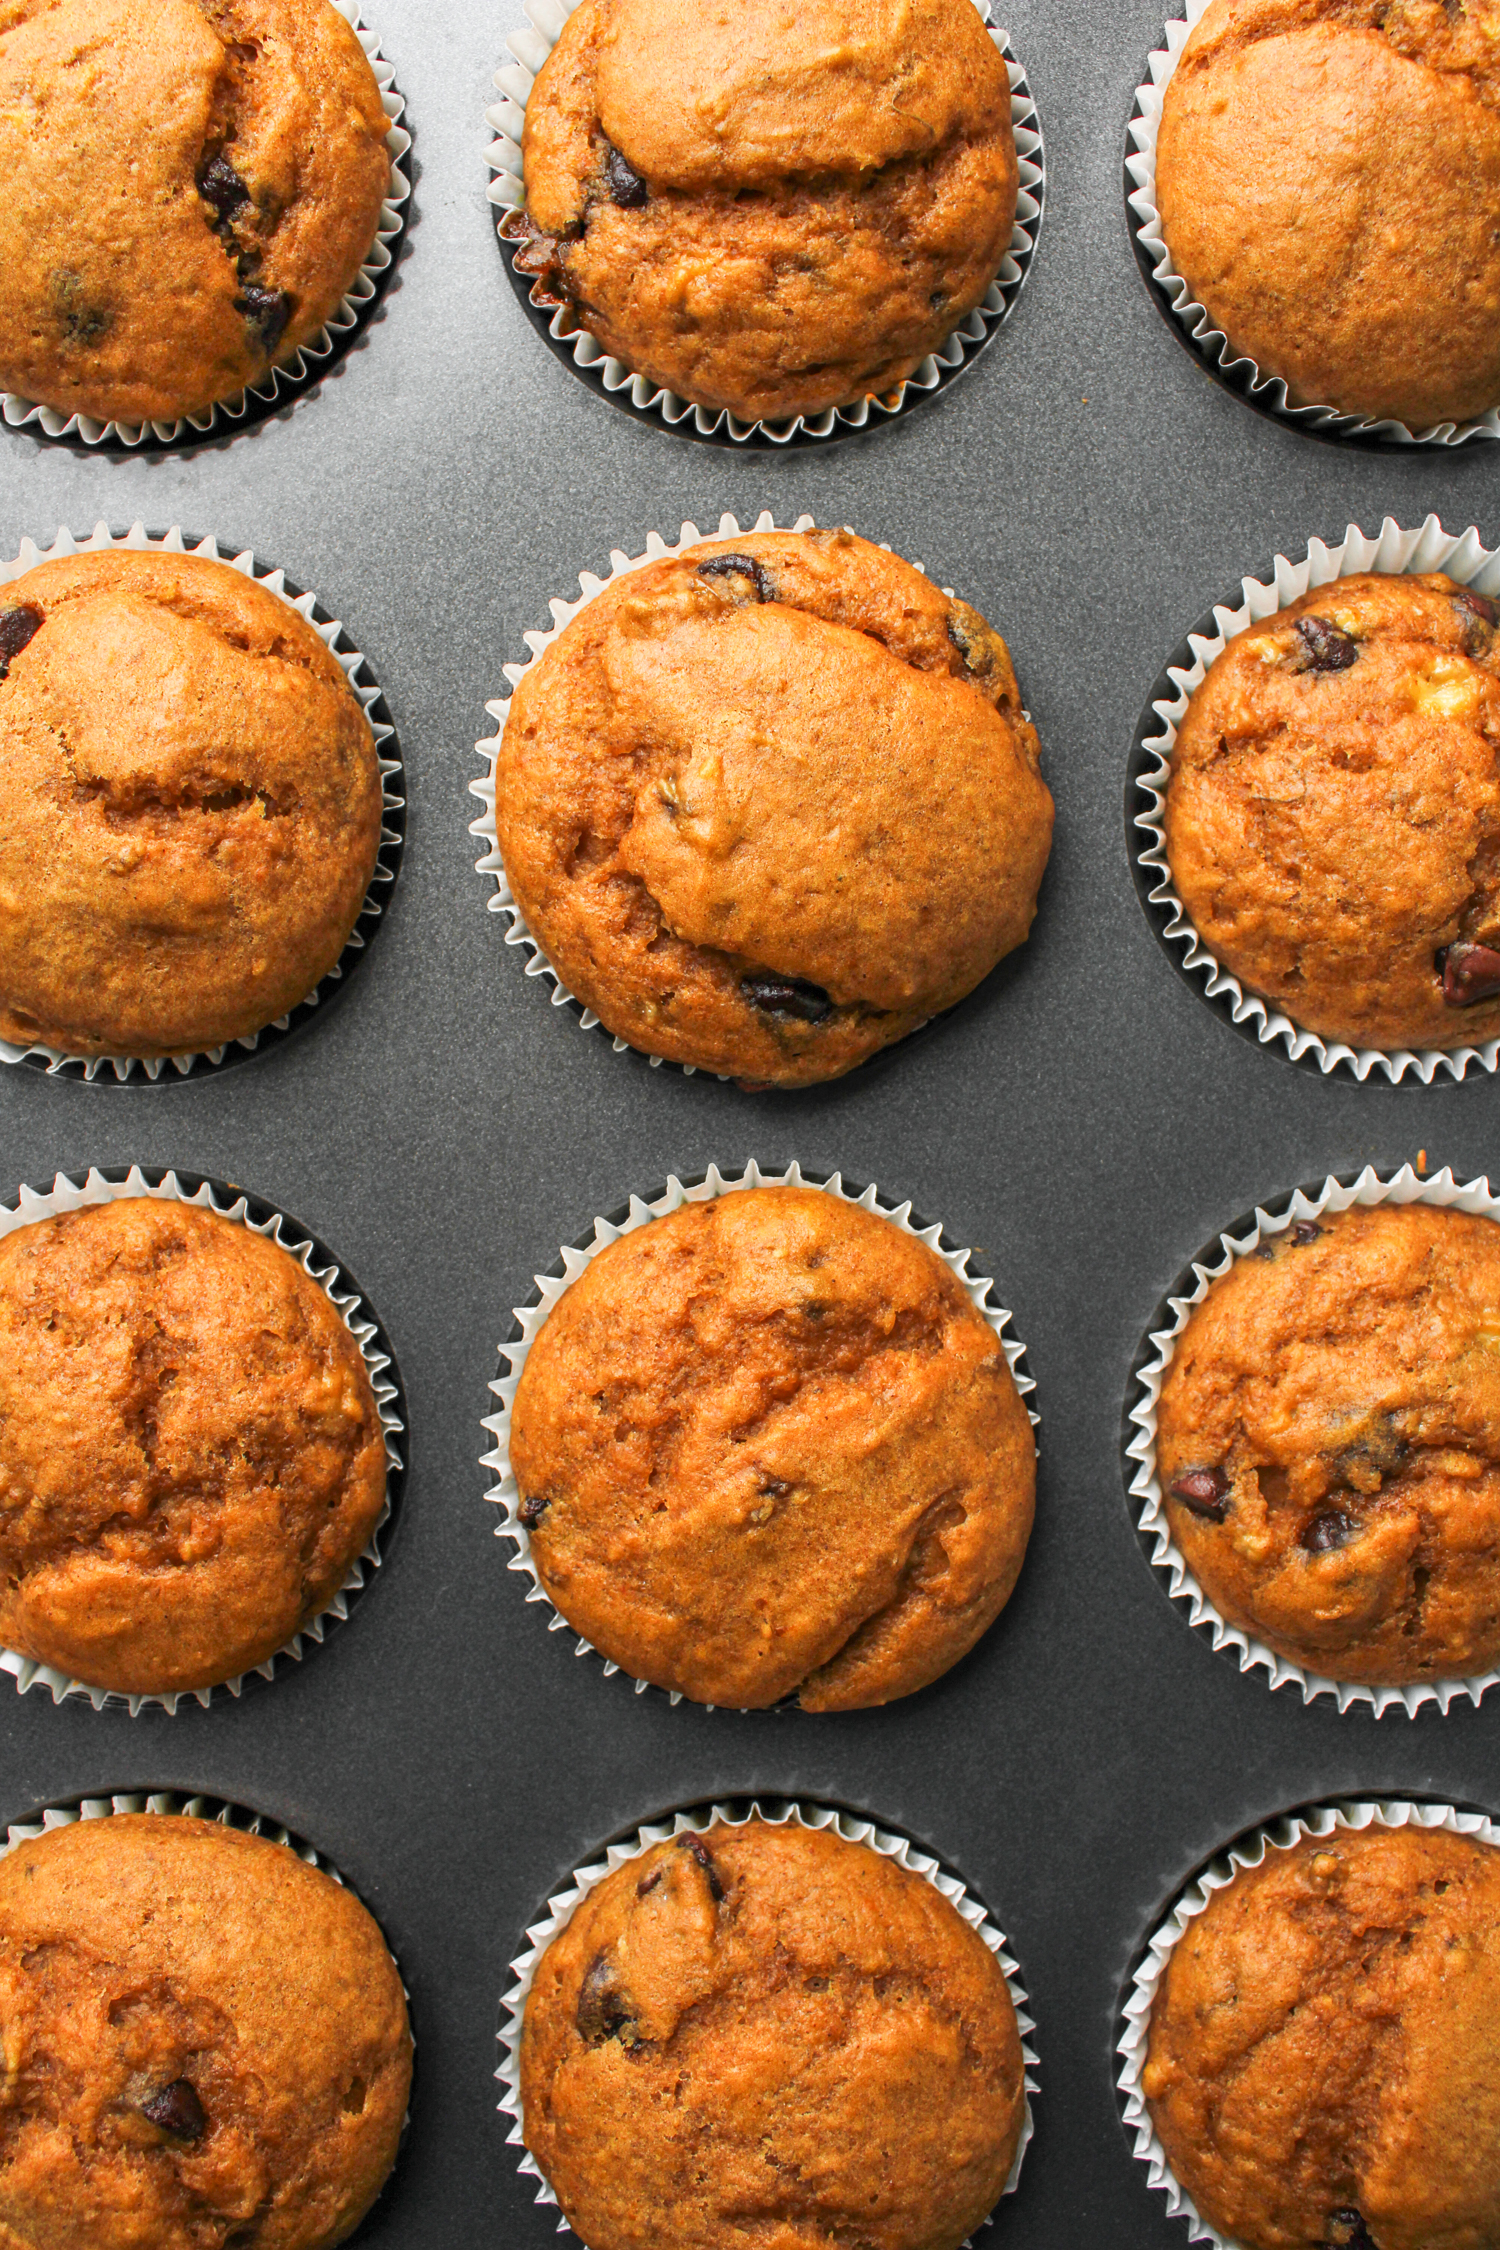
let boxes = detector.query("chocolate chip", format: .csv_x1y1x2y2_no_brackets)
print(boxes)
197,152,250,225
1296,616,1358,674
518,1493,550,1529
698,553,774,605
575,1953,639,2046
602,141,648,208
636,1867,662,1897
1291,1221,1323,1245
1439,941,1500,1006
1454,587,1497,627
141,2080,206,2140
1303,1509,1358,1555
1168,1467,1231,1520
234,283,292,355
679,1832,724,1903
1453,587,1496,657
1324,2213,1375,2250
741,974,832,1024
0,604,42,682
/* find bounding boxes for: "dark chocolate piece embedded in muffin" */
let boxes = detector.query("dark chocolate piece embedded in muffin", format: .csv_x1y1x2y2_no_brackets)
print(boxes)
496,529,1052,1087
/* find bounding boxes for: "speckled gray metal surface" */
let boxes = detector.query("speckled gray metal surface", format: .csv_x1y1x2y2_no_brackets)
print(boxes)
0,3,1496,2243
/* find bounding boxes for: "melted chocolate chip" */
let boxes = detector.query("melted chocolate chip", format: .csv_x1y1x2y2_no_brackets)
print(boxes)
50,269,111,347
1303,1508,1358,1555
741,974,833,1024
1169,1467,1231,1520
1324,2213,1375,2250
1454,586,1498,627
197,152,250,225
602,141,648,208
518,1493,550,1529
636,1867,663,1897
1296,616,1358,674
575,1953,639,2046
1439,941,1500,1007
1291,1221,1323,1245
141,2080,206,2140
679,1832,724,1903
0,605,42,682
235,283,292,355
698,553,774,605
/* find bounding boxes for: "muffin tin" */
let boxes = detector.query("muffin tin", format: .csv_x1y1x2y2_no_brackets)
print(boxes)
4,0,1500,2243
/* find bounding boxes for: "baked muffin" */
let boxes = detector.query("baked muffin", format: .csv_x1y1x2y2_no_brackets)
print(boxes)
496,528,1052,1087
0,1811,411,2250
509,1185,1035,1710
1155,0,1500,430
1144,1822,1500,2250
1163,572,1500,1053
0,1196,388,1697
0,0,391,426
1155,1201,1500,1686
0,549,384,1059
512,0,1018,424
521,1818,1026,2250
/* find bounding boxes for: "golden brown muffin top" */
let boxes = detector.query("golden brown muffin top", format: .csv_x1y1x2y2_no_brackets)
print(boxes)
0,0,391,425
1144,1823,1500,2250
1164,573,1500,1053
521,1819,1025,2250
510,1187,1036,1710
0,549,383,1060
497,531,1052,1086
0,1813,411,2250
0,1198,387,1697
1156,1202,1500,1686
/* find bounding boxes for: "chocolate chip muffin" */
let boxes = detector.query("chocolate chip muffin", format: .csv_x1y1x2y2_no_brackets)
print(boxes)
0,1811,411,2250
509,1185,1035,1710
1155,0,1500,430
1163,572,1500,1053
512,0,1018,424
521,1819,1026,2250
1155,1201,1500,1686
0,548,384,1059
1144,1821,1500,2250
0,0,391,426
0,1196,388,1697
496,529,1052,1087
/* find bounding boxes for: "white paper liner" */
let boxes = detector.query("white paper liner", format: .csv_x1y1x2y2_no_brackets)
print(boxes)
485,0,1043,444
0,1165,404,1717
1126,1163,1500,1717
480,1159,1038,1709
1118,1796,1500,2249
1126,5,1499,446
1132,514,1500,1083
1,5,410,450
0,520,405,1082
498,1797,1039,2235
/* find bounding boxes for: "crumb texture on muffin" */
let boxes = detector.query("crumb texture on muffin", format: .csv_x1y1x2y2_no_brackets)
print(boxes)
517,0,1018,422
1156,1202,1500,1685
510,1186,1036,1709
521,1819,1025,2250
0,1198,388,1696
1155,0,1500,428
1163,572,1500,1053
0,549,384,1059
0,1813,412,2250
496,529,1052,1086
0,0,391,425
1145,1824,1500,2250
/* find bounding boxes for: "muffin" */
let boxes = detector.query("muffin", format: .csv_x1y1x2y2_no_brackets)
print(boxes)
1143,1821,1500,2250
509,1185,1036,1710
0,1196,388,1697
0,0,391,427
1154,0,1500,430
512,0,1018,424
0,548,384,1059
496,528,1052,1087
1162,572,1500,1053
1154,1200,1500,1686
0,1811,411,2250
521,1818,1026,2250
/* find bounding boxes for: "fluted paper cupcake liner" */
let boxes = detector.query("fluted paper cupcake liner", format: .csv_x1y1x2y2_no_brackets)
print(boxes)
2,5,410,451
0,1166,405,1717
1,521,405,1084
480,1159,1038,1708
1130,515,1500,1082
485,0,1043,446
1126,4,1498,446
1125,1163,1500,1717
1118,1796,1500,2248
498,1797,1039,2233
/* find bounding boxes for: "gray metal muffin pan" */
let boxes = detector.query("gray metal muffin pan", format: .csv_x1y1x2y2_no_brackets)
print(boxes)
2,2,1498,2243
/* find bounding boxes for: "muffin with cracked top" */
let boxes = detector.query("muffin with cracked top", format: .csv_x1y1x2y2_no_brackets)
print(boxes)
1143,1821,1500,2250
1162,571,1500,1053
511,0,1019,425
1155,1200,1500,1686
520,1817,1027,2250
496,527,1052,1087
0,1811,412,2250
1155,0,1500,430
509,1184,1036,1710
0,0,391,427
0,548,384,1060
